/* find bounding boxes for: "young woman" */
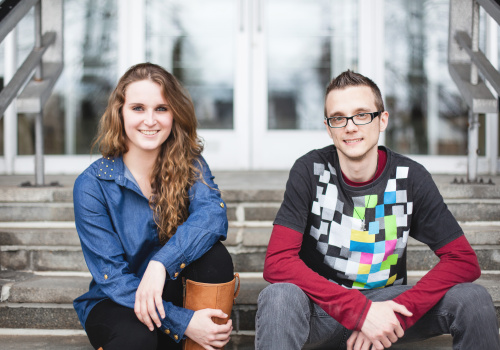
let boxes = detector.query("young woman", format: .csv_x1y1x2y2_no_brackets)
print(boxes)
73,63,234,350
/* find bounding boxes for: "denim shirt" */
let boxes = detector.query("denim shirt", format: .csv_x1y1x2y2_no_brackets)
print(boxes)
73,156,228,342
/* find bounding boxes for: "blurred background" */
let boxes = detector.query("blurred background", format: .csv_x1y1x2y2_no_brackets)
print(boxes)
0,0,499,172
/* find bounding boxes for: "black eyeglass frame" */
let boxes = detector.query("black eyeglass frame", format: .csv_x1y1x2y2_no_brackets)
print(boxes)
325,111,383,128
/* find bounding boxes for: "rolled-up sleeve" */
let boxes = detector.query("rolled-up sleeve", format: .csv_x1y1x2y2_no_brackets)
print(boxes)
152,157,228,280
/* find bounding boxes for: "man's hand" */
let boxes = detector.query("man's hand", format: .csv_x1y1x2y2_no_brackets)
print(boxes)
347,331,374,350
359,300,413,349
184,309,233,350
134,260,167,331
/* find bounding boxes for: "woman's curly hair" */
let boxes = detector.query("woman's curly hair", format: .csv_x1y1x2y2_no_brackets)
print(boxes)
93,62,203,244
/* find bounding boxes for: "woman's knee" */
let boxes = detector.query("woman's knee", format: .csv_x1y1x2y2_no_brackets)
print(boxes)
186,241,234,283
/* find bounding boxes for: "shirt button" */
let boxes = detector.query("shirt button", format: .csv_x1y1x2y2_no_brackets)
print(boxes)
164,329,170,335
174,335,179,341
220,202,224,208
174,272,179,278
104,274,108,280
180,263,186,269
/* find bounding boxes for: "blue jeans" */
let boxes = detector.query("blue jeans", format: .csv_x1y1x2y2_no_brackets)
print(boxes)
255,283,500,350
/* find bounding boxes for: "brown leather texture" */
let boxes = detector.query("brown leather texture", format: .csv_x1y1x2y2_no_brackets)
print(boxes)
182,273,240,350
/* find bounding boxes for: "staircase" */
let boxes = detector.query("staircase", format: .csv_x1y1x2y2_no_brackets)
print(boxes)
0,173,499,349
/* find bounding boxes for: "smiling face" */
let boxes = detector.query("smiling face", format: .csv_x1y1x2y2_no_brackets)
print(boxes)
122,79,174,157
324,85,388,166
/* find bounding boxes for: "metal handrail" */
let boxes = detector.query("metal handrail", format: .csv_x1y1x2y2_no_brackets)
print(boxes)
0,0,37,43
455,31,500,96
0,0,63,186
448,0,500,180
0,31,55,117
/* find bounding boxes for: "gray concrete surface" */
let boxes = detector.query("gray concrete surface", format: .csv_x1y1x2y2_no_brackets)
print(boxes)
0,332,456,349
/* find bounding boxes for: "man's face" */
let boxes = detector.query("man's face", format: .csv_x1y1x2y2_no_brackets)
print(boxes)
324,85,388,163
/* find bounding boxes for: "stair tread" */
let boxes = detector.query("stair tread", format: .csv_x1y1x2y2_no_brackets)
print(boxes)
2,272,500,305
0,173,500,203
0,223,499,245
0,333,458,350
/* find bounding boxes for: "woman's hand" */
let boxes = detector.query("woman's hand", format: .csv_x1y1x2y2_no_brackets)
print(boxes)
134,260,166,331
184,309,233,350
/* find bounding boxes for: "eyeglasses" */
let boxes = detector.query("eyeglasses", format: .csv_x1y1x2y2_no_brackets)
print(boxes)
325,111,382,128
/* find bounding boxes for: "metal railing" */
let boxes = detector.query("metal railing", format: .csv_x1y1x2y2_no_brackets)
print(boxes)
448,0,500,181
0,0,63,185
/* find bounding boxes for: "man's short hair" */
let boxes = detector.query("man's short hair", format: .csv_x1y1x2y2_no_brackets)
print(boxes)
324,70,385,117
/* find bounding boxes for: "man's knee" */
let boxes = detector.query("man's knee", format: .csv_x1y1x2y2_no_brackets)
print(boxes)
445,283,495,317
256,283,313,348
257,283,310,316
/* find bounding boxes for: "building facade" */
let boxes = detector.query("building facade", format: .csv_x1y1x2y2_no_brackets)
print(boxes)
0,0,499,174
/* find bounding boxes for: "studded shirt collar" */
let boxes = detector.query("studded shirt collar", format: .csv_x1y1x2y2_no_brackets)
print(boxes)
95,156,123,181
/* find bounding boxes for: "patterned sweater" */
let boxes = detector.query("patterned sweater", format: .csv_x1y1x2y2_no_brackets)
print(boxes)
265,145,480,330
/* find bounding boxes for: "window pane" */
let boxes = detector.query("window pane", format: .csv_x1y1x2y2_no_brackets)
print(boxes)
58,0,118,154
18,0,120,155
145,0,235,129
6,0,119,155
384,0,468,155
267,0,358,130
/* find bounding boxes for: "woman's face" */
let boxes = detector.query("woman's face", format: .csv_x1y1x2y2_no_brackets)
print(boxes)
122,79,174,156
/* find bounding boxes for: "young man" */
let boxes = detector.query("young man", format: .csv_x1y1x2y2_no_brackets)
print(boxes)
255,70,500,350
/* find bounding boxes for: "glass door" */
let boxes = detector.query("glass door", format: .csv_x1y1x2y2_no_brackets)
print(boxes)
143,0,250,169
250,0,368,169
3,0,492,175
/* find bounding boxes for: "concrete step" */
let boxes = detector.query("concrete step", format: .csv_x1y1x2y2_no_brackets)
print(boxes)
228,225,500,273
0,245,86,272
0,331,456,350
1,223,500,273
445,199,500,221
0,225,79,246
2,241,499,273
1,222,498,247
310,335,454,349
407,244,500,270
0,331,258,350
0,331,94,350
2,180,500,222
230,246,500,273
0,272,265,331
1,173,499,202
0,198,498,222
0,186,73,203
1,272,499,332
0,203,75,222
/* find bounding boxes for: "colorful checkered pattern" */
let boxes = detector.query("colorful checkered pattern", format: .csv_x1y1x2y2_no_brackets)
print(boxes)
309,163,412,289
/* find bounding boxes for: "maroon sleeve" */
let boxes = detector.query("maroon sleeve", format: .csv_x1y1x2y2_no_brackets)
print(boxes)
393,235,481,329
264,224,372,331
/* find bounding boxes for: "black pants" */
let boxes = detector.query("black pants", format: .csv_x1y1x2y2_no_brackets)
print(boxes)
85,241,234,350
